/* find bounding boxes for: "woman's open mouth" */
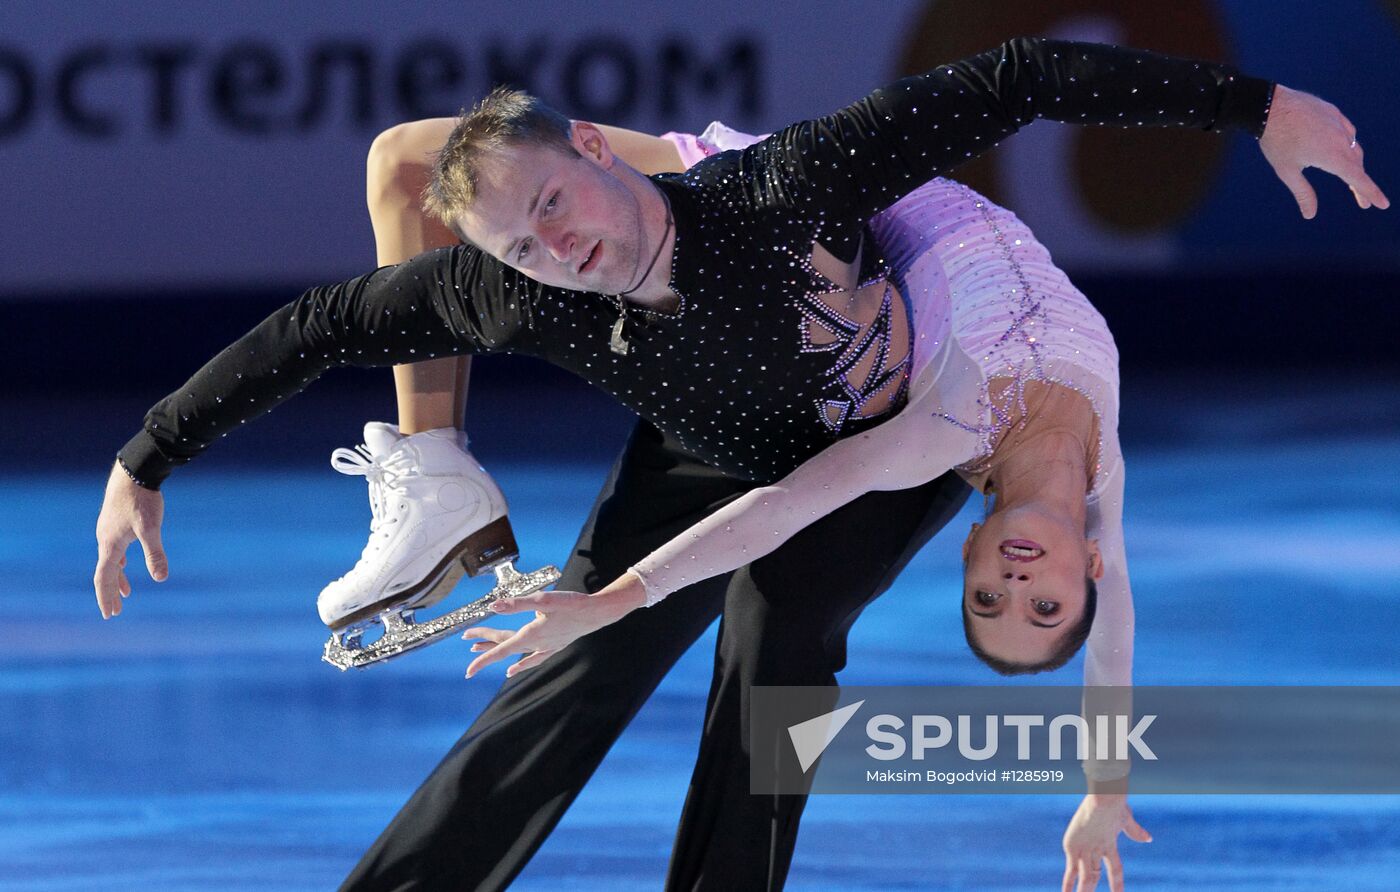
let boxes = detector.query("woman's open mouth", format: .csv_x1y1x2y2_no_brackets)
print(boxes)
999,539,1044,562
579,242,601,275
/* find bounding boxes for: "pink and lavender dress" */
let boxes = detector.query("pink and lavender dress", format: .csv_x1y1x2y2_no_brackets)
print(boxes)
648,124,1133,699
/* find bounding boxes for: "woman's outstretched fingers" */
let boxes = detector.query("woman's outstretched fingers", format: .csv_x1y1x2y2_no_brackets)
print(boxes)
1105,851,1125,892
1124,814,1152,844
489,589,570,615
1075,857,1103,892
461,625,513,644
465,630,525,678
505,650,555,677
462,626,513,654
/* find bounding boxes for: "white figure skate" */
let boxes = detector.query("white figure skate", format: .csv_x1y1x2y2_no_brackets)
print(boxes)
319,423,559,670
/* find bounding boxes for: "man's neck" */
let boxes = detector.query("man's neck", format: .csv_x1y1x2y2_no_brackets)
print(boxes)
615,167,677,306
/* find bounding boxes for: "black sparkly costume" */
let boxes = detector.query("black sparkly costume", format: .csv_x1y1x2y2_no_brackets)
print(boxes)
113,39,1271,891
118,38,1269,489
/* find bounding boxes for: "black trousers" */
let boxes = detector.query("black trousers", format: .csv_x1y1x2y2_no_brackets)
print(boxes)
341,420,970,891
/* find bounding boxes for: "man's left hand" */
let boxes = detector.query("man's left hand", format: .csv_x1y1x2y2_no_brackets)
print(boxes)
1260,85,1390,219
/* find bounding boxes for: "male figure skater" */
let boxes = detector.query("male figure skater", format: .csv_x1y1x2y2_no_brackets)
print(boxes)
94,38,1383,891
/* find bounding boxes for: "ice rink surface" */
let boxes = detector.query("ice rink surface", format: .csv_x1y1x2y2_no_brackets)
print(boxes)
3,376,1399,890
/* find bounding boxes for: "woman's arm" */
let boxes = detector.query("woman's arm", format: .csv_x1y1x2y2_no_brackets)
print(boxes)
1061,443,1151,892
1084,458,1133,690
464,345,985,676
625,344,985,606
626,408,975,605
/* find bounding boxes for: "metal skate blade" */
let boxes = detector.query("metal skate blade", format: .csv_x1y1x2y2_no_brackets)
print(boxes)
321,562,561,671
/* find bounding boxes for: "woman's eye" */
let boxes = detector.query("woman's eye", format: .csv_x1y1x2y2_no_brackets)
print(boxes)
1033,599,1060,616
545,192,558,212
517,239,532,261
975,590,1000,607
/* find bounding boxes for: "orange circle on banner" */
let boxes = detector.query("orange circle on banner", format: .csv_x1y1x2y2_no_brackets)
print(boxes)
897,0,1232,233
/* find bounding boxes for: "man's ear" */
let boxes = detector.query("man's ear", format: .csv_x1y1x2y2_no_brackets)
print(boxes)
570,121,615,169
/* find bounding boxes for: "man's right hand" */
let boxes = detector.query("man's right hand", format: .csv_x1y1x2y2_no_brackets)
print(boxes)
94,461,168,619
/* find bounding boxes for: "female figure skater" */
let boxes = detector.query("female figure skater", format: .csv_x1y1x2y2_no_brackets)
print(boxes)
373,120,1125,679
462,123,1125,679
453,121,1380,890
363,116,1145,890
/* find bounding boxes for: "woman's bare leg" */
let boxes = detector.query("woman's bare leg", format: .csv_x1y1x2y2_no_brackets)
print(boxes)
367,119,469,434
391,358,468,434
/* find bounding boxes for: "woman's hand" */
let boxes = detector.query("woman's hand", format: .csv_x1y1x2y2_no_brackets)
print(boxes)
1260,85,1389,219
1061,794,1152,892
462,572,648,678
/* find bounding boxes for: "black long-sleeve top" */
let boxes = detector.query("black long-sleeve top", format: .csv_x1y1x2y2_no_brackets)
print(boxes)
119,38,1272,489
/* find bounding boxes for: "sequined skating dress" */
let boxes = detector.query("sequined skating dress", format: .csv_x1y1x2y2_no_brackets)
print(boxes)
641,125,1133,694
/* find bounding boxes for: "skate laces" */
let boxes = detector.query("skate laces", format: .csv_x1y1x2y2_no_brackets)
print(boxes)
330,444,417,569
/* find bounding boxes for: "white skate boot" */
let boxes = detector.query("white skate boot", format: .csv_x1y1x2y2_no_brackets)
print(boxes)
319,423,559,670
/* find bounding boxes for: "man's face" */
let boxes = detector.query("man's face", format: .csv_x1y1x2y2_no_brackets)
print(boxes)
455,128,645,294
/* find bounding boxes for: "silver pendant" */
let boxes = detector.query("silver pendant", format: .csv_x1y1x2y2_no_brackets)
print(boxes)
609,312,630,355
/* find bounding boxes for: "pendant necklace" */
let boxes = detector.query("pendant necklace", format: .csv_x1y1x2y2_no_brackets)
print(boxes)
609,189,673,356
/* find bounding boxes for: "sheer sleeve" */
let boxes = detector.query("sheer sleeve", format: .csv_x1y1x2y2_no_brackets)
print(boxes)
1085,448,1133,688
630,343,984,603
1081,434,1136,782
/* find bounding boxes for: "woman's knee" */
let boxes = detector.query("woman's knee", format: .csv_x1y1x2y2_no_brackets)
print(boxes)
366,121,435,203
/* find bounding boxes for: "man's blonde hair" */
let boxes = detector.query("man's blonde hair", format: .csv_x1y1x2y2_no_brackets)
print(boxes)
423,86,575,228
